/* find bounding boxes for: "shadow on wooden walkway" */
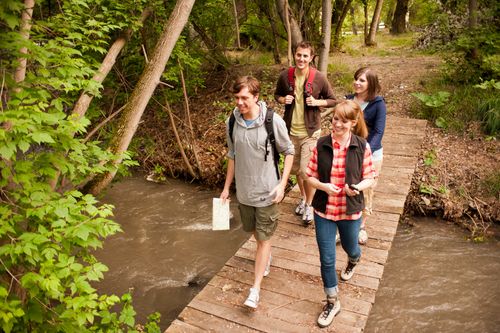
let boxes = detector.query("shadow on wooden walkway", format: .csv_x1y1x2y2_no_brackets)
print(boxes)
166,116,427,332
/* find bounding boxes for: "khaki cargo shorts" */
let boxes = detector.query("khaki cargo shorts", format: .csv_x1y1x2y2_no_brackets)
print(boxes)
290,134,319,178
238,203,279,241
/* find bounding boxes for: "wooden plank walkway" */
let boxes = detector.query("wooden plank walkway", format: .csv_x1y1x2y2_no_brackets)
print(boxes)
166,116,427,332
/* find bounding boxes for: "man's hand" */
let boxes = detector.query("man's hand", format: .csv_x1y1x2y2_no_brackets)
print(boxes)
220,189,230,204
270,184,285,203
306,96,318,106
284,95,295,105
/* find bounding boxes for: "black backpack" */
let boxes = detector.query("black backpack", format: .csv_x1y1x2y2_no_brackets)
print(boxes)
228,108,281,180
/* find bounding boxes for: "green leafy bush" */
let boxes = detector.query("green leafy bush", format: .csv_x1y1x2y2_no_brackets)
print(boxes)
0,1,159,331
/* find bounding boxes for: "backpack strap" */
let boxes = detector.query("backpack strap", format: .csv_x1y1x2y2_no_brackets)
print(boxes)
228,112,236,145
264,108,281,180
305,67,316,97
287,67,295,94
288,66,316,97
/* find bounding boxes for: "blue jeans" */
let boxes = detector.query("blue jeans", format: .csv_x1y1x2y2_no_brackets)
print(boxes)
314,213,362,296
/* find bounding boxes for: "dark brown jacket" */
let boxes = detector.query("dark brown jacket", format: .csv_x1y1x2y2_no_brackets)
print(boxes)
274,68,336,137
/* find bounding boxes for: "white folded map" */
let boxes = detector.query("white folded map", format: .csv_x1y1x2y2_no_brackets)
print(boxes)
212,198,230,230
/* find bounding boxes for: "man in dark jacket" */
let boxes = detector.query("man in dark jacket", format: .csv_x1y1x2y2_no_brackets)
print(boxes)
274,41,337,225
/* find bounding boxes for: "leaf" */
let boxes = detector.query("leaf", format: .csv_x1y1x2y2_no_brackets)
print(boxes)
0,142,16,159
18,140,30,153
30,132,55,144
435,117,447,128
54,206,69,218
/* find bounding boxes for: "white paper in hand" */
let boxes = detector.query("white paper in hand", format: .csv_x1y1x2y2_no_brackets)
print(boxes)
212,198,230,230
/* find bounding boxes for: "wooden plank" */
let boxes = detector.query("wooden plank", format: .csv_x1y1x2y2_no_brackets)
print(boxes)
166,319,206,333
190,297,308,333
178,307,258,332
383,154,418,169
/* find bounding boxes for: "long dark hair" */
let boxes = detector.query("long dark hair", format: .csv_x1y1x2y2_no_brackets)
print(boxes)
354,67,381,101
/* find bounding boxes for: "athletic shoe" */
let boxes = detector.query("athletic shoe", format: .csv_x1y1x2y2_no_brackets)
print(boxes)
302,204,314,225
243,287,260,309
317,296,341,328
263,254,272,277
295,199,305,215
340,260,358,281
358,228,368,245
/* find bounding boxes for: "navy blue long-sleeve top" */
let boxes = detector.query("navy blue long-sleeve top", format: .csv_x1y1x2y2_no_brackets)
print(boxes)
346,94,386,152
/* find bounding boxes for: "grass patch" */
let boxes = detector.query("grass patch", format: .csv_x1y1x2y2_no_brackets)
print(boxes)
410,76,499,135
327,61,352,92
227,49,275,65
341,31,419,56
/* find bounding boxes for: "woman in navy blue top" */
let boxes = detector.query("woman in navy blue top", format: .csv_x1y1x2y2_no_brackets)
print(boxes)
346,67,386,245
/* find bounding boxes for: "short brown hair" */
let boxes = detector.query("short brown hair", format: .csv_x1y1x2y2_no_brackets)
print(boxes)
230,76,260,96
295,41,315,56
354,67,381,101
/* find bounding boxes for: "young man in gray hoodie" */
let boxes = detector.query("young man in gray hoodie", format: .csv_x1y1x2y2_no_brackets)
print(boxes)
220,76,294,309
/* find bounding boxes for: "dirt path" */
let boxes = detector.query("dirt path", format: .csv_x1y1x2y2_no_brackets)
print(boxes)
331,54,442,117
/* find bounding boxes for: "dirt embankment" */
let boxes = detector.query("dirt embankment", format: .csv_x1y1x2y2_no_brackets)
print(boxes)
138,52,499,238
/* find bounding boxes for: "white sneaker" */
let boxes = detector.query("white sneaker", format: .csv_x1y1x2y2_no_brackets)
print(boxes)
263,254,272,277
302,204,314,225
335,231,340,244
295,199,305,215
317,296,341,328
244,287,260,309
340,260,358,281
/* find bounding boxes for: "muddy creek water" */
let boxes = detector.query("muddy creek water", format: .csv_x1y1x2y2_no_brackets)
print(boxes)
97,176,500,331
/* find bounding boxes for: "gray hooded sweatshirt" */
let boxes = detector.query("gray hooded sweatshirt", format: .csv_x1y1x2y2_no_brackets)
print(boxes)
226,101,294,207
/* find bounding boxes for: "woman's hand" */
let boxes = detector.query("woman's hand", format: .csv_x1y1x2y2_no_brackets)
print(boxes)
324,183,341,195
344,184,360,197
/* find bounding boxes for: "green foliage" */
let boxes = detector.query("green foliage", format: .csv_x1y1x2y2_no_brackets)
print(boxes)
0,0,159,331
411,91,450,127
423,149,437,166
412,91,450,108
419,183,434,195
328,62,352,92
412,75,499,135
409,0,442,27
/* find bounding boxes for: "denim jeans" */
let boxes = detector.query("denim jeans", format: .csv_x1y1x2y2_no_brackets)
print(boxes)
314,213,362,296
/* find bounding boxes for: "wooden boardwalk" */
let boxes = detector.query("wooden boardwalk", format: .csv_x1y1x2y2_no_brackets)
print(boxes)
166,116,427,332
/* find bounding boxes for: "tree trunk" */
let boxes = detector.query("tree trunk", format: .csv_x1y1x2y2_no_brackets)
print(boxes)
255,0,281,64
14,0,35,88
318,0,332,74
332,0,353,49
468,0,479,59
390,0,409,34
365,0,384,46
276,0,303,50
350,5,358,35
363,0,368,43
88,0,195,195
72,9,151,119
232,0,241,49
